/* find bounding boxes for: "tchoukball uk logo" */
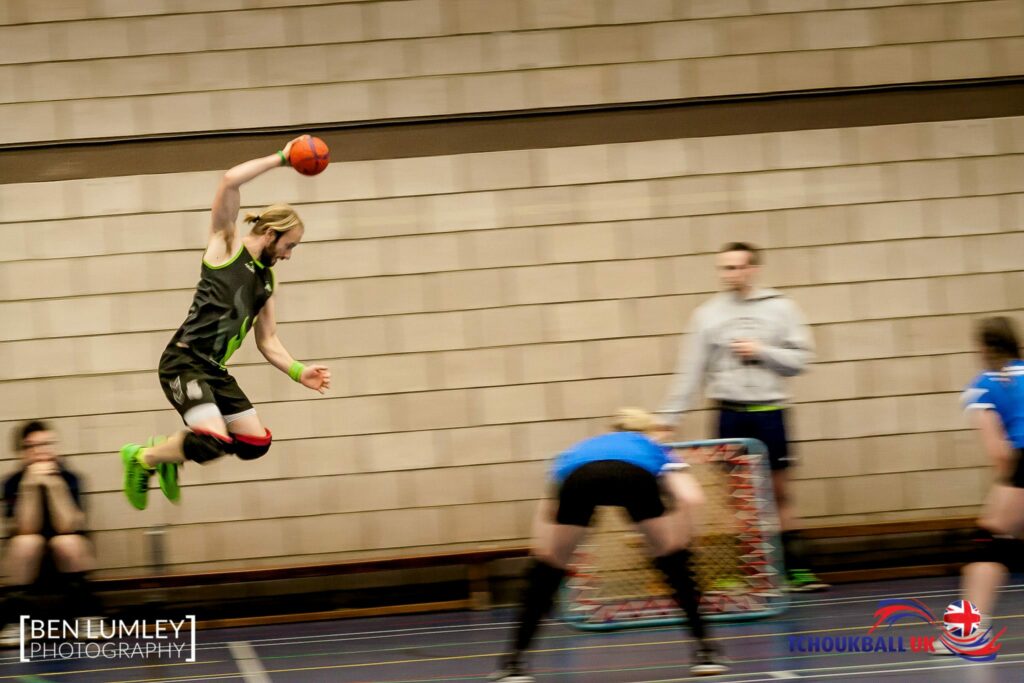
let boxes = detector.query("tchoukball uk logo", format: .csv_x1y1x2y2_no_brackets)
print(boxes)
18,616,196,663
788,599,1006,661
874,599,1004,661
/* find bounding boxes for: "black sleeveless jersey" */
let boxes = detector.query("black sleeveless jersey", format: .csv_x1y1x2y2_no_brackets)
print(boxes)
170,246,275,369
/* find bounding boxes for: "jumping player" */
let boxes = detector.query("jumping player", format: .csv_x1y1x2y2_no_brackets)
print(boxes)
489,408,728,682
120,138,330,509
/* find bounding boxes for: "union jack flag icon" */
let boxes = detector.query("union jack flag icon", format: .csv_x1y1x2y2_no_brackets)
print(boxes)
944,600,982,639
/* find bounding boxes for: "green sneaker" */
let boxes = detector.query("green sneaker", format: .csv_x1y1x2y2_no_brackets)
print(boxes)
145,436,180,503
157,463,179,502
786,568,829,593
120,444,152,510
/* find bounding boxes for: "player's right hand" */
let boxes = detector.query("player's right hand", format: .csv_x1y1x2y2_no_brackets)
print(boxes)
281,135,307,162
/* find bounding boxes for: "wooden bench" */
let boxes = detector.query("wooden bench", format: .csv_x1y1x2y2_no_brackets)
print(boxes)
803,515,976,583
92,546,531,629
78,516,978,629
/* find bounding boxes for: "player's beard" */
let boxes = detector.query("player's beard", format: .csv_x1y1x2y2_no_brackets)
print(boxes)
259,234,279,267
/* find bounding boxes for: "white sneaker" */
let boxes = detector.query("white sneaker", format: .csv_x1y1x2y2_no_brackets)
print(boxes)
692,645,731,675
488,662,534,682
929,619,992,656
0,623,23,649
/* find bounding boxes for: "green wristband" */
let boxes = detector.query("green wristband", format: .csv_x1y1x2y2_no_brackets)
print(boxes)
288,361,306,382
277,150,289,166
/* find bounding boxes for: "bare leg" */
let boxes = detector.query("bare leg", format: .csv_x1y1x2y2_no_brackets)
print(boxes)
964,485,1024,616
530,500,588,569
140,431,187,465
662,471,704,550
49,535,102,618
141,415,229,466
638,513,717,657
5,534,46,586
637,514,679,557
224,412,268,440
640,468,714,644
963,563,1007,618
2,535,46,628
501,500,588,671
49,535,96,574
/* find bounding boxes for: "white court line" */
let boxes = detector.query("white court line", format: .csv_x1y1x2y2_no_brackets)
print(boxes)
768,672,800,679
166,582,1024,652
226,641,271,683
203,618,519,647
642,652,1024,683
0,621,521,665
197,584,1024,649
5,583,1024,666
792,584,1024,608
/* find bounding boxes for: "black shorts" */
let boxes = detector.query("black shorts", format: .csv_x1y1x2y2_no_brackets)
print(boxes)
158,344,254,425
555,460,667,527
717,405,792,471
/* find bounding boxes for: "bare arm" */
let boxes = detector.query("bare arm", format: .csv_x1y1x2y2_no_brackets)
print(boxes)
40,476,85,535
207,137,301,261
970,409,1015,475
254,295,294,375
254,295,331,394
12,470,44,536
657,312,708,425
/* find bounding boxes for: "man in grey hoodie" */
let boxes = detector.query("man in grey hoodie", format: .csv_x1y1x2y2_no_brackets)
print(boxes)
658,242,827,592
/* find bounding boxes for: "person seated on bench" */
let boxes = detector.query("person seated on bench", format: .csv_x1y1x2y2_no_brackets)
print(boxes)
1,421,102,647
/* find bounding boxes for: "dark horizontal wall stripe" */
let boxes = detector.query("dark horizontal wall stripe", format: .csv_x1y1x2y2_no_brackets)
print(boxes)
0,78,1022,184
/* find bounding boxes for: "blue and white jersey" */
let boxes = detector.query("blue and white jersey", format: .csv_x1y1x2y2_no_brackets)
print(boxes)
551,431,680,484
962,359,1024,449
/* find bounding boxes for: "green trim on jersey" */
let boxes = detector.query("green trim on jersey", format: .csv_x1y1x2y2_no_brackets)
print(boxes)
220,315,251,365
252,256,266,270
203,245,245,270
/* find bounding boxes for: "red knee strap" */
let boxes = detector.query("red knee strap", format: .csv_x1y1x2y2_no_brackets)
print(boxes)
233,428,271,446
191,428,233,444
232,429,272,461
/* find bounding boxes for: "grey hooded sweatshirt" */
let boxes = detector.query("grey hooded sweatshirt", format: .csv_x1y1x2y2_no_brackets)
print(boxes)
658,287,813,423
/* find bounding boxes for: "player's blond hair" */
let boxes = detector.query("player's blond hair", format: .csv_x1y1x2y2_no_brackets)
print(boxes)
610,407,668,434
244,204,303,236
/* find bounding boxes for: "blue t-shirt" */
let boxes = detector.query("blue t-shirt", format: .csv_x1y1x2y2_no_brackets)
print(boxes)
962,359,1024,449
551,431,677,484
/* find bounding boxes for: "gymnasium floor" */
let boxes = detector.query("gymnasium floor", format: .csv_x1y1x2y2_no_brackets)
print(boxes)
2,576,1022,682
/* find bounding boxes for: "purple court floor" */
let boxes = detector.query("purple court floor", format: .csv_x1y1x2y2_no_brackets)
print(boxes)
2,576,1023,682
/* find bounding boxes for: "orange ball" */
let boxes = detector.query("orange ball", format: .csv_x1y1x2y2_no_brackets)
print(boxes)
288,135,330,176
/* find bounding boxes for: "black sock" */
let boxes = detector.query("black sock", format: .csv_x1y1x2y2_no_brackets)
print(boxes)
66,573,102,617
654,549,707,643
3,589,32,624
782,530,806,572
509,559,567,659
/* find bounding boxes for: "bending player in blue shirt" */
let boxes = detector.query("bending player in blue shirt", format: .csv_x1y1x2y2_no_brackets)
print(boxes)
489,408,728,681
934,316,1024,653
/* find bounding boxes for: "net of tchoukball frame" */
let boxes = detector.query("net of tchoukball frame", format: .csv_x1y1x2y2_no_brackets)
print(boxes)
560,438,788,630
